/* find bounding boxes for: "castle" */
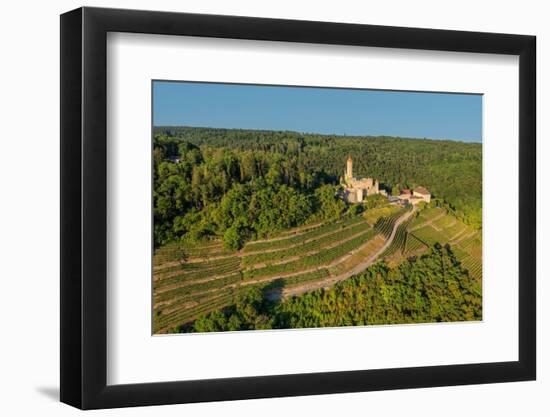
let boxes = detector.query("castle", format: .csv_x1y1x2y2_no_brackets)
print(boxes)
341,156,430,205
341,155,381,203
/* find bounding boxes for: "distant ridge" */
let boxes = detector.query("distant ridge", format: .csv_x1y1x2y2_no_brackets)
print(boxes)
153,125,481,145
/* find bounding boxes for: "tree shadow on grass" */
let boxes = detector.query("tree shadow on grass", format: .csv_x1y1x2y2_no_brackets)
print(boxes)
261,278,285,305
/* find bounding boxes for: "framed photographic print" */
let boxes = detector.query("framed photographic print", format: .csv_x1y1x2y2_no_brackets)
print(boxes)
60,6,536,409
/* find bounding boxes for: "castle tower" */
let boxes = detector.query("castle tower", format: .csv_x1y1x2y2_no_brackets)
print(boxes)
346,155,353,181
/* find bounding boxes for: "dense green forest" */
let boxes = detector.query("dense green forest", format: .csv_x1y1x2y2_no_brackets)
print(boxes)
184,244,481,332
153,126,482,250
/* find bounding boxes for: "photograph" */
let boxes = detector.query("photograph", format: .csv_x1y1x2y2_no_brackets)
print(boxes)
1,1,542,413
151,81,483,334
152,80,482,334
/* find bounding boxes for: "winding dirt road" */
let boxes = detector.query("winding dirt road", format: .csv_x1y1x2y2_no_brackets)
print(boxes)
271,206,417,300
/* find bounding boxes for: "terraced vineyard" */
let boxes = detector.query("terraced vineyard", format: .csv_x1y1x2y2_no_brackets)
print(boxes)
380,218,412,258
153,206,482,333
410,225,445,246
154,241,232,267
242,229,377,281
372,206,482,283
242,217,364,253
374,207,408,238
153,209,409,333
404,234,427,254
406,208,482,281
242,219,371,266
363,205,402,225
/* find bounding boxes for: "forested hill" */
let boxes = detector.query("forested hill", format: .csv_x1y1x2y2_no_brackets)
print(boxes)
153,126,482,236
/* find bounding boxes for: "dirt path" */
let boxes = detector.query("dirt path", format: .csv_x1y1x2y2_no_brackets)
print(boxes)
270,207,417,300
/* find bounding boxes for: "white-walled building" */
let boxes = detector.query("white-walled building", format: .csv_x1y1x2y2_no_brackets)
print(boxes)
413,186,431,203
396,186,431,205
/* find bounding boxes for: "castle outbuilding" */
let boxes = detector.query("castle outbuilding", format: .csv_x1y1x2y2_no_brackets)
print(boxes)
396,186,431,205
412,186,431,203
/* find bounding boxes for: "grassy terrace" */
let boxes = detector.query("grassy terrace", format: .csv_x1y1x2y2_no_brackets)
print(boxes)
155,257,241,283
404,234,427,254
411,225,445,246
406,208,482,281
329,235,386,274
242,216,364,253
442,221,468,241
242,228,377,280
242,220,371,266
154,241,232,266
155,273,243,305
272,268,330,288
154,289,237,333
363,205,402,225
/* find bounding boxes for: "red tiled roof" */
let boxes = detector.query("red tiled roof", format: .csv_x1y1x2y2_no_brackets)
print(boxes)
414,186,430,195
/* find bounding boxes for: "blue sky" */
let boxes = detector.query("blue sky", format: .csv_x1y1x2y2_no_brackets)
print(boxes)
153,81,482,142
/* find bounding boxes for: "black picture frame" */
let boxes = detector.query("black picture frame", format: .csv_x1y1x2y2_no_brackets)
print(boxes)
60,6,536,410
